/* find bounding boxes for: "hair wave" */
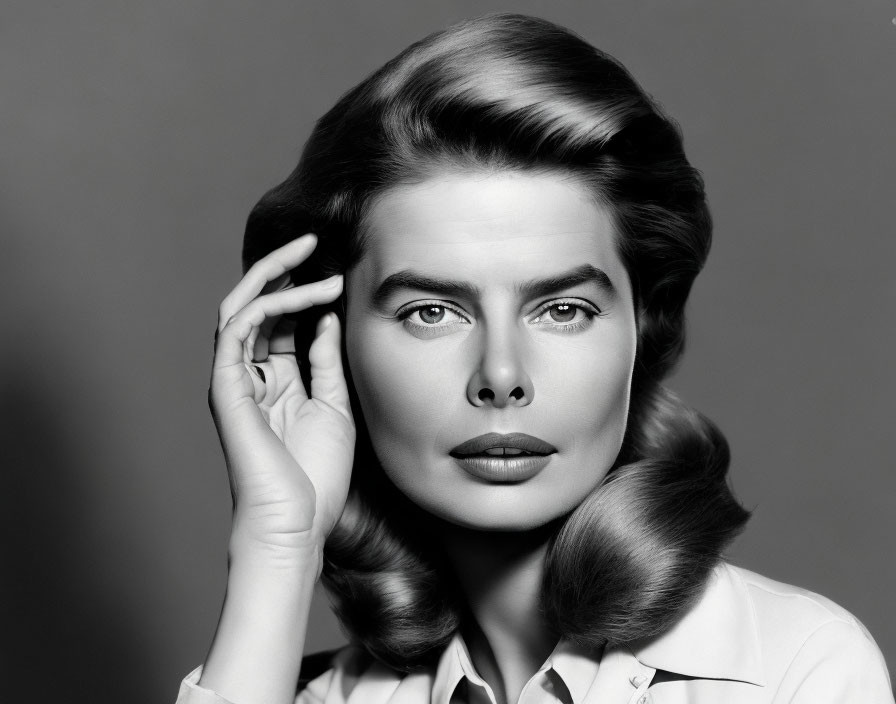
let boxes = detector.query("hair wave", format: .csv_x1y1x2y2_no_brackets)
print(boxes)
242,13,749,671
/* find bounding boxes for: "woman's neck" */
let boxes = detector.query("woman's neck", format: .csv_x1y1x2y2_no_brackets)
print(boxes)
434,520,560,704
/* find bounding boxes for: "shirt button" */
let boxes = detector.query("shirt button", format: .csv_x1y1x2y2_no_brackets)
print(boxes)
630,674,647,687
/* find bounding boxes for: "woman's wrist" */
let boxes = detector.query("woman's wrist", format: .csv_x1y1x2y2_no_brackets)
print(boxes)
227,544,323,587
200,543,320,704
228,515,325,578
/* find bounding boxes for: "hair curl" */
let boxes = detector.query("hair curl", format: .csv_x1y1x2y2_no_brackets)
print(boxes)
241,13,749,671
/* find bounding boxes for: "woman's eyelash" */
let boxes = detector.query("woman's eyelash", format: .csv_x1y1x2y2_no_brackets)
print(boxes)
532,298,601,317
396,298,603,331
531,299,604,332
395,301,469,326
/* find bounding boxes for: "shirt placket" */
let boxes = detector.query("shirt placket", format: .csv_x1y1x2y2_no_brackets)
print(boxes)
626,668,655,704
578,644,657,704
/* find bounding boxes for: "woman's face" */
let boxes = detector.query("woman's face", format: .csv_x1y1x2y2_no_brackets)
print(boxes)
344,171,637,531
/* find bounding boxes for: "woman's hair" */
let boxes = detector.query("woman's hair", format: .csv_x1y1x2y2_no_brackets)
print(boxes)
242,13,749,670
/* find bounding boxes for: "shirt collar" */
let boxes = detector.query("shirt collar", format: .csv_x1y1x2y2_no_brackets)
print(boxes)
431,632,483,704
545,639,604,703
431,562,764,704
626,562,765,686
432,631,603,704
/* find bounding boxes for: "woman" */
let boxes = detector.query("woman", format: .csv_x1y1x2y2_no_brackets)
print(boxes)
178,13,893,704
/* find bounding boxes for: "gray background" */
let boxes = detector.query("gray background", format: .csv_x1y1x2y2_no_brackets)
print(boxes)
2,2,893,702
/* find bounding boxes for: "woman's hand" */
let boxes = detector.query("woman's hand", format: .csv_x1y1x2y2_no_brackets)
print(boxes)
200,234,353,704
209,233,355,561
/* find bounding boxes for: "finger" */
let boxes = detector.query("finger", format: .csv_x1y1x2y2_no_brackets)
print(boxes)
217,233,317,332
308,313,351,418
264,350,307,402
244,363,267,404
244,352,305,405
248,313,282,362
236,275,343,362
214,312,255,371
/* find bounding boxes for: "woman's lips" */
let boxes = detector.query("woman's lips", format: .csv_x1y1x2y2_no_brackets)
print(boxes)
452,454,553,483
450,433,556,482
450,432,557,456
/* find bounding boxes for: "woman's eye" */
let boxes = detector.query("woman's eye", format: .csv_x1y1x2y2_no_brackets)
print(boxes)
397,302,470,336
403,304,466,325
531,300,600,331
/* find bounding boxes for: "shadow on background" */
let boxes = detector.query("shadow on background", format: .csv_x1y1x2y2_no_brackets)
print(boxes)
0,359,151,702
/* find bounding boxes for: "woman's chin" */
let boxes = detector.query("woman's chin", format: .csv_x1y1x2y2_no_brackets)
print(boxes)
411,494,573,534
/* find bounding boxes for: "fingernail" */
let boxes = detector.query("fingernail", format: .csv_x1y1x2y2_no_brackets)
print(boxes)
321,274,342,288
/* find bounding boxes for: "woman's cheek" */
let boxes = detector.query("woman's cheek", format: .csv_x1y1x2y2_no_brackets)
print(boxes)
561,333,635,447
592,337,637,445
350,329,452,456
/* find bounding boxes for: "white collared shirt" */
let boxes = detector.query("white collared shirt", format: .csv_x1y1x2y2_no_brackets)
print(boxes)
176,563,894,703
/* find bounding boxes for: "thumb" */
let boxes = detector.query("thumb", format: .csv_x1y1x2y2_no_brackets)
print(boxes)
308,313,351,417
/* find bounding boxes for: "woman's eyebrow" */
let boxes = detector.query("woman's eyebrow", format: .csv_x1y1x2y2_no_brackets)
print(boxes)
371,264,616,306
518,264,617,300
372,270,476,306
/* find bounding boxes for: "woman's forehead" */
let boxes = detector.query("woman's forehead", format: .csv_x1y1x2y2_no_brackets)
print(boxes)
356,171,626,288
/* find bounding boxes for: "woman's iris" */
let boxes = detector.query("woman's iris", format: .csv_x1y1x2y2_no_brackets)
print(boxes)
549,304,576,323
420,305,445,324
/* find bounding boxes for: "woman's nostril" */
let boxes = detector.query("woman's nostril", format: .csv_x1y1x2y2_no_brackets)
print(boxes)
476,386,526,405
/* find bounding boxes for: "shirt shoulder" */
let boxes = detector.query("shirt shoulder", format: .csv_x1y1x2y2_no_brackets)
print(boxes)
731,564,867,627
173,648,407,704
723,563,893,700
728,563,879,652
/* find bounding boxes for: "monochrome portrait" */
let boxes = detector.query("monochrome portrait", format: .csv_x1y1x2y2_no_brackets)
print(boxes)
2,4,893,703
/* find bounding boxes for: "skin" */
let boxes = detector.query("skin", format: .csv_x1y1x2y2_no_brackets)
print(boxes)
346,171,638,531
345,171,638,703
202,237,353,704
199,170,638,704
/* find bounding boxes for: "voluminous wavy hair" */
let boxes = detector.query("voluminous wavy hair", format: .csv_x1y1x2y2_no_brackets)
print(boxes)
242,13,750,671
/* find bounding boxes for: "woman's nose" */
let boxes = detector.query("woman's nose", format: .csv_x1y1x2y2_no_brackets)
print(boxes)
466,325,534,408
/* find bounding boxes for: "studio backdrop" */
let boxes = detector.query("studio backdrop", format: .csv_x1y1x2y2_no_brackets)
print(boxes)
1,2,893,702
